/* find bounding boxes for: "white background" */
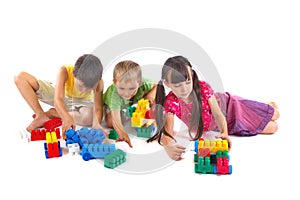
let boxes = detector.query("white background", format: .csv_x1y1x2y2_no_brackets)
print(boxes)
1,0,299,199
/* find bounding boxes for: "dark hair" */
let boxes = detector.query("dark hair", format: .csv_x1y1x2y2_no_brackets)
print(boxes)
147,56,203,144
73,54,103,88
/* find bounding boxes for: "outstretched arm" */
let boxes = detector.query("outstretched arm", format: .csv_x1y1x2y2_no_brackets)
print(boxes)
208,95,232,148
54,66,76,138
92,79,107,135
111,110,133,148
144,83,157,106
162,114,186,161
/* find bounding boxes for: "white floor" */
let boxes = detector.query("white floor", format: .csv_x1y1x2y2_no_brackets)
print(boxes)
2,102,298,200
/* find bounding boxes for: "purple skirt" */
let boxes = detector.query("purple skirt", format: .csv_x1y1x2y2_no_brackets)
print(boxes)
210,92,274,136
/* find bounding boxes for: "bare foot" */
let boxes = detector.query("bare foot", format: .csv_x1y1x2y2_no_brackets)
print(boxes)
266,102,278,109
32,108,58,119
27,114,50,132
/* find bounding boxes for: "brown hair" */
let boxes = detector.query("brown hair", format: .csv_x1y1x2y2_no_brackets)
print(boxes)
113,60,141,83
73,54,103,88
147,56,204,144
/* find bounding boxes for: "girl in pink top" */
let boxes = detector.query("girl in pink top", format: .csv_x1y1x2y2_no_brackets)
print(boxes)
147,56,279,161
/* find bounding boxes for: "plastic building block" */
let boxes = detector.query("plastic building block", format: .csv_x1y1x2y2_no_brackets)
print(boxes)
125,106,136,117
44,118,62,129
65,127,106,148
31,128,60,141
145,110,155,119
67,143,80,155
104,149,126,169
81,144,116,161
135,125,155,138
44,131,62,158
215,157,232,174
108,129,119,140
194,156,215,174
196,139,229,155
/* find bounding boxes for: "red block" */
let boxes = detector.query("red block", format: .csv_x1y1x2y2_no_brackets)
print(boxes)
31,128,61,141
44,118,62,129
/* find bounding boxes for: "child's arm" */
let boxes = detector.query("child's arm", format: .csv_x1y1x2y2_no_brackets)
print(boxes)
208,95,232,148
111,110,133,147
144,83,157,106
161,114,186,161
54,66,76,138
92,79,107,135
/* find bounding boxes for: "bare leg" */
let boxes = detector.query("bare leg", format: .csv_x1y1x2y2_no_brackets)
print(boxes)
14,72,50,131
70,107,93,127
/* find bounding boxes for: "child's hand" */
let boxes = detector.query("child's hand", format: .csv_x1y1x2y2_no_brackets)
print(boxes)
164,142,186,161
216,132,232,150
116,133,133,148
62,116,76,139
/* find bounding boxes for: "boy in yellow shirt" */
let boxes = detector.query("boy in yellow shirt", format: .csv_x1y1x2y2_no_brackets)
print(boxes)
15,54,105,137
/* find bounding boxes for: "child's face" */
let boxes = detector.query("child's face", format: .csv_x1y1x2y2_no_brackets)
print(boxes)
115,79,140,100
166,80,193,102
165,66,193,102
74,78,92,93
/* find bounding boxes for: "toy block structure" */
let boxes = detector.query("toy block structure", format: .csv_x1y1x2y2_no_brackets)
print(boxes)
127,99,156,138
108,129,119,140
44,131,62,158
31,128,60,141
65,127,106,148
131,99,151,127
81,144,116,161
194,139,232,175
104,149,126,169
44,118,62,129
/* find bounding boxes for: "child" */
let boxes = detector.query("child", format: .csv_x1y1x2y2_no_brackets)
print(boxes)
14,54,106,137
103,60,157,147
147,55,280,161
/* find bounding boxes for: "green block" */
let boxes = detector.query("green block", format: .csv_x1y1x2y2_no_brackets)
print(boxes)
125,106,136,117
136,126,152,138
104,149,126,169
108,129,119,140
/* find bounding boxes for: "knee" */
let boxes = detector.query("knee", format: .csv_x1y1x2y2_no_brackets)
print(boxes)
14,71,27,85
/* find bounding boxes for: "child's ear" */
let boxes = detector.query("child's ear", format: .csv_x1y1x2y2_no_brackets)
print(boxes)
138,79,142,86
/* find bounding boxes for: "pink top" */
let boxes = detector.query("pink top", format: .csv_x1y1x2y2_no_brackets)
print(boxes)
164,81,214,131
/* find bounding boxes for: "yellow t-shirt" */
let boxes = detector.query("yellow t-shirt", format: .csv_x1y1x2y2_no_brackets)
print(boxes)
64,65,93,100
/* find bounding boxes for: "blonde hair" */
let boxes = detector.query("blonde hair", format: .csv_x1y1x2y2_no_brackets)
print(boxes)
113,60,142,83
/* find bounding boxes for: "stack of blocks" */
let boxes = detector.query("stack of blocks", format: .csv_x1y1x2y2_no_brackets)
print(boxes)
194,139,232,175
44,131,62,158
127,99,156,138
65,127,127,168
